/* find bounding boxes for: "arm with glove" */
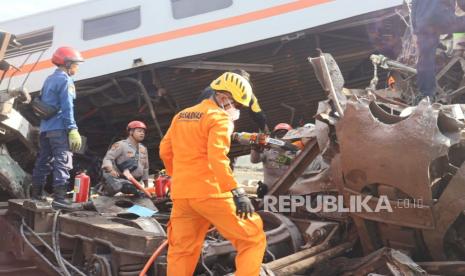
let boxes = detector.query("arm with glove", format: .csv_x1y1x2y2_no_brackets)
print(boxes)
58,79,81,152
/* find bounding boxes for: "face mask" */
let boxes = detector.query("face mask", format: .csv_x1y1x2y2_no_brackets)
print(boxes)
226,108,240,121
223,98,240,121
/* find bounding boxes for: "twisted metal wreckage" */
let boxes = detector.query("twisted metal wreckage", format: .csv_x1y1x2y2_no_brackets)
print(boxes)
2,37,465,276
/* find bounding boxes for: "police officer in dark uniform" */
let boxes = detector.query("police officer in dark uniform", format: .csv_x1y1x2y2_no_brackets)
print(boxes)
101,121,149,196
31,46,84,210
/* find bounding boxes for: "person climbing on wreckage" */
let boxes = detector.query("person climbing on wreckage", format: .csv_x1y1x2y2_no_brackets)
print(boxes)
412,0,465,103
100,121,150,196
250,123,298,197
30,46,84,211
251,122,326,197
159,72,267,276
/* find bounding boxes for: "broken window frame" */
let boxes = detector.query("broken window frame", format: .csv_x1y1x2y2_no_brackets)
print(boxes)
5,27,53,59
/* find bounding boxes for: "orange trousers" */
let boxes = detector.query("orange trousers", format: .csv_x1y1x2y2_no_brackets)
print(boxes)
167,197,266,276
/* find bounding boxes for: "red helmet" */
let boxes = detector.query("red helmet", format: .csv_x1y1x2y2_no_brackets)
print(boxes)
52,46,84,67
127,121,147,131
273,123,292,132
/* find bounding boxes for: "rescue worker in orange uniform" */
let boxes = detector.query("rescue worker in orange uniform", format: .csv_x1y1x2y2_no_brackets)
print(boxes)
159,72,266,276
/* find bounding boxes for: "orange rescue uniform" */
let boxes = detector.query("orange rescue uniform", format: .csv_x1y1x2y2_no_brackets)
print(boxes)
159,99,266,276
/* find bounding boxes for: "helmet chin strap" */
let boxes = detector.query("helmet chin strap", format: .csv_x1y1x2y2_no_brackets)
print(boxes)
212,93,225,109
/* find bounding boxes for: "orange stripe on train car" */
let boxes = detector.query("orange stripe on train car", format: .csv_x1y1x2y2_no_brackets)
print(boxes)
6,0,332,78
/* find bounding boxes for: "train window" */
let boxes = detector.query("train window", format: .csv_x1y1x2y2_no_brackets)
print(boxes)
5,27,53,59
171,0,233,19
83,7,141,40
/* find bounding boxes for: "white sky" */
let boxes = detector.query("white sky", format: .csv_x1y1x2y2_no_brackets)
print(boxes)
0,0,87,22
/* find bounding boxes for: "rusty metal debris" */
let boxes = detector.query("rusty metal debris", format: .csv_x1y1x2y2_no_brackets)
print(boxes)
4,10,465,274
262,49,465,275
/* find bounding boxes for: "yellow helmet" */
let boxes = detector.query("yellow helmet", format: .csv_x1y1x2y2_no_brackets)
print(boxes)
210,72,252,107
250,95,262,113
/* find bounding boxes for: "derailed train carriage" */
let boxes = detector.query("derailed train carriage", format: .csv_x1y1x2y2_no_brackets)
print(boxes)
4,0,465,275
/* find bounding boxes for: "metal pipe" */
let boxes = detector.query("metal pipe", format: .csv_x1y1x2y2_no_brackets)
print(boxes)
77,81,115,97
370,54,417,75
20,223,63,275
0,266,38,273
170,61,274,73
265,226,338,270
21,218,86,276
119,77,164,138
273,242,352,276
371,90,409,108
385,59,417,74
266,239,332,271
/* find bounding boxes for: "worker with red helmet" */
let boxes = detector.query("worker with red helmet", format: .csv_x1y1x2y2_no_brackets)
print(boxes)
101,121,150,195
31,46,84,210
251,122,297,197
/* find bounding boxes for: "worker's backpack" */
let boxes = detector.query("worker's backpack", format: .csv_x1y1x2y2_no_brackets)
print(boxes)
31,91,58,120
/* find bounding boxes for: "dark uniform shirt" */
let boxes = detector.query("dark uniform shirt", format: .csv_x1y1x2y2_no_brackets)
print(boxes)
102,138,149,181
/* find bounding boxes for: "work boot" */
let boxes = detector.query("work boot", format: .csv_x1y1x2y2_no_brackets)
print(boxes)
31,185,46,201
51,185,83,211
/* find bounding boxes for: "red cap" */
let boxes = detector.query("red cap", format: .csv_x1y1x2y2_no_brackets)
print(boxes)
273,123,292,132
127,120,147,131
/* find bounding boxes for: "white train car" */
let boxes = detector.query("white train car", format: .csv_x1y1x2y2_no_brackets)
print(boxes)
1,0,402,93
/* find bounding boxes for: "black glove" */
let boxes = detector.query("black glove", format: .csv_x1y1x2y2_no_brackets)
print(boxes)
231,188,255,219
256,181,268,199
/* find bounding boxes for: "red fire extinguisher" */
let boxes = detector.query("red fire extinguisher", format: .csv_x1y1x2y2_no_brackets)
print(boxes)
154,170,171,198
73,171,90,203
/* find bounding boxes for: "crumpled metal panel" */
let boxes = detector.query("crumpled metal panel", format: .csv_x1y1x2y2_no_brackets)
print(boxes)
0,145,30,198
314,101,332,153
289,158,334,196
336,99,454,205
308,53,346,107
423,161,465,260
